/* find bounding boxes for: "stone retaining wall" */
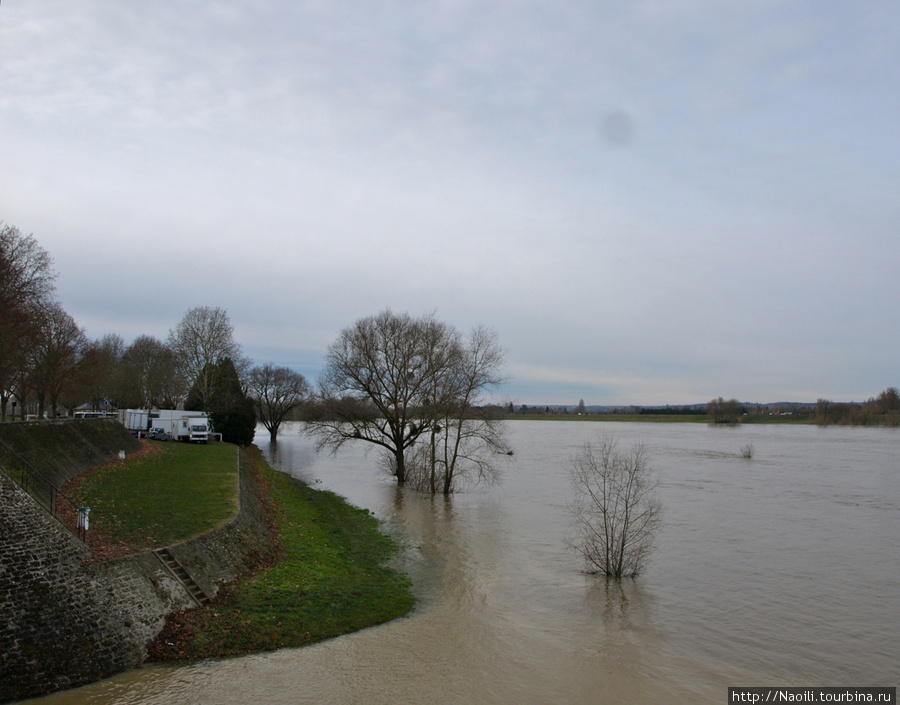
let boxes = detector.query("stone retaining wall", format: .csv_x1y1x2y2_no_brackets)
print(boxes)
0,440,273,703
0,419,142,489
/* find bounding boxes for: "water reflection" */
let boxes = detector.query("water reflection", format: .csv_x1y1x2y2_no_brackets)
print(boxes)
585,577,652,631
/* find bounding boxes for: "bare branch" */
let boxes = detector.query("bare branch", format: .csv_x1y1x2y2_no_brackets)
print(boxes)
306,310,510,492
568,437,663,578
247,363,310,442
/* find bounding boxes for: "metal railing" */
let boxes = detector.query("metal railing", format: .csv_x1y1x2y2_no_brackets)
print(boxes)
0,437,89,542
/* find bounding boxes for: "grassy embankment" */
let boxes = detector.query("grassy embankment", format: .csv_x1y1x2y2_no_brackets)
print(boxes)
68,441,414,661
70,441,239,550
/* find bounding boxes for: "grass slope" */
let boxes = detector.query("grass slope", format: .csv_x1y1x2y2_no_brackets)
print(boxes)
148,447,415,661
70,441,239,550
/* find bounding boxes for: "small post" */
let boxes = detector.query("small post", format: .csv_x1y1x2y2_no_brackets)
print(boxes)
118,450,126,460
77,507,90,539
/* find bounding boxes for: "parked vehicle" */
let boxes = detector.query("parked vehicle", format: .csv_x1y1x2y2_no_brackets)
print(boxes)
148,410,211,443
118,409,150,435
118,409,211,442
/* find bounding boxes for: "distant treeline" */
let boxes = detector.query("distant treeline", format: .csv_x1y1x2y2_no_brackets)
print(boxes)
638,406,700,415
815,388,900,426
503,390,900,427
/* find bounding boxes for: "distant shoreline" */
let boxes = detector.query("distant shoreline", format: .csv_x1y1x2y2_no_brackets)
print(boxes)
506,414,806,424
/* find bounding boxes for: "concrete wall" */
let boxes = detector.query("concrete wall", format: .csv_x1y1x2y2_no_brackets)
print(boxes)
0,442,273,703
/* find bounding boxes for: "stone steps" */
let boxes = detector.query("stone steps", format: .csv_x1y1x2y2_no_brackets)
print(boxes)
153,548,211,607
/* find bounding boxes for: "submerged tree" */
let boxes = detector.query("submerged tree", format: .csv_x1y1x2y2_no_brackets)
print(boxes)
406,326,510,494
306,310,510,492
707,397,742,424
569,437,663,578
307,310,458,484
248,363,310,442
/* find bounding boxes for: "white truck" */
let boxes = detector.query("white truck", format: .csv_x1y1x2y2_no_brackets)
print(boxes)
149,410,211,443
118,409,150,435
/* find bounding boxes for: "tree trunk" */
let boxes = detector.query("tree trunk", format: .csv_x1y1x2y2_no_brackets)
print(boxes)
394,448,406,484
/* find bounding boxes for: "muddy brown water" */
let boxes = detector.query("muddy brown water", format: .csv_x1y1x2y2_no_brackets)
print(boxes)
23,421,899,704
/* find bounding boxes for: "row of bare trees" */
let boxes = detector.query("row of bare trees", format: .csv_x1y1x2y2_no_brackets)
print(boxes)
816,388,900,426
708,391,900,426
3,223,658,574
0,223,84,419
0,224,310,436
2,225,507,493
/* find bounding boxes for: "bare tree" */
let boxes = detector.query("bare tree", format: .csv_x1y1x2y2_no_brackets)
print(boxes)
167,306,246,410
75,333,126,412
707,397,742,424
31,303,88,417
0,224,57,419
0,223,57,312
569,437,663,578
306,309,490,487
407,326,511,494
248,363,310,442
120,335,183,409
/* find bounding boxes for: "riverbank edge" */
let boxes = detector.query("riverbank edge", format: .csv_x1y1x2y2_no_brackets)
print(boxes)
145,444,416,662
0,422,413,702
0,424,274,704
508,414,801,423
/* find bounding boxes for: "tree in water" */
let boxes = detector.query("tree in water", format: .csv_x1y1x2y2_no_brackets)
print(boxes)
306,310,510,492
707,397,742,424
247,363,310,442
405,326,510,494
569,437,663,578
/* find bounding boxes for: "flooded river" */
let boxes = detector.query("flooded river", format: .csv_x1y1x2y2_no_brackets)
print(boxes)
23,421,899,704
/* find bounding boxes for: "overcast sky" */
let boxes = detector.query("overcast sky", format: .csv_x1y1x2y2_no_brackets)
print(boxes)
2,1,898,405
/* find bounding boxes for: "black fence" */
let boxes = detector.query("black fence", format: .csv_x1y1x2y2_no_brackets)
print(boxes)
0,437,88,542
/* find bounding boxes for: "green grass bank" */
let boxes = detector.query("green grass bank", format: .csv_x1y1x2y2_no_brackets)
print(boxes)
68,441,240,550
138,446,415,661
1,419,414,664
60,438,414,661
